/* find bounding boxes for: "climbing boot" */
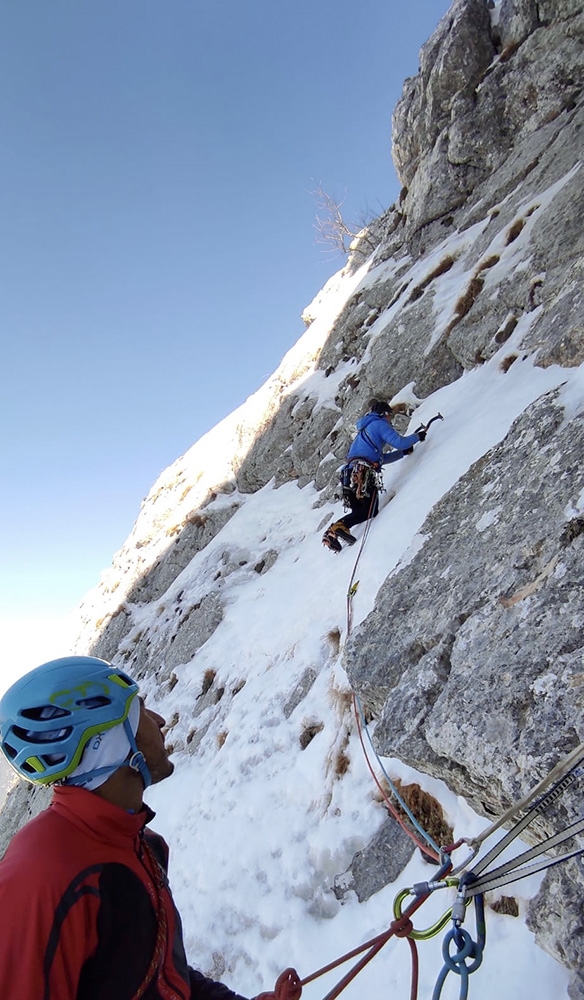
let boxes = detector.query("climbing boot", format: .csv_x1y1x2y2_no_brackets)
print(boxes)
330,521,357,546
322,528,342,552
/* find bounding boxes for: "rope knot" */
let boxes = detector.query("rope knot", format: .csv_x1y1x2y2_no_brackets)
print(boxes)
392,916,414,938
255,967,302,1000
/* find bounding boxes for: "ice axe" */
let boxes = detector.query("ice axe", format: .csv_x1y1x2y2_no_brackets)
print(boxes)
415,412,444,435
403,412,443,453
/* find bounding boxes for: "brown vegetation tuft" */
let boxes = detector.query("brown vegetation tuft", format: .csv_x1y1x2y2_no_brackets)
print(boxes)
500,354,518,373
495,315,519,344
453,275,485,321
490,896,519,917
407,254,456,303
326,628,341,657
505,219,525,245
200,669,216,696
476,254,500,273
334,747,351,777
299,721,324,750
377,779,454,856
500,40,522,62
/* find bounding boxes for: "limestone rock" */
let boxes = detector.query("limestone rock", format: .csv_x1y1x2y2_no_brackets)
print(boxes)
332,816,415,903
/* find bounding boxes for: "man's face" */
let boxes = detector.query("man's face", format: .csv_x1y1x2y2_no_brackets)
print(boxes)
135,698,174,785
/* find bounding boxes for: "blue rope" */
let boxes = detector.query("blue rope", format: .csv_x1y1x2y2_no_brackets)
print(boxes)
354,693,443,858
432,895,486,1000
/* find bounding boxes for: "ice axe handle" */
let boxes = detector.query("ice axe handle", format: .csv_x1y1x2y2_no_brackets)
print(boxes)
416,412,444,434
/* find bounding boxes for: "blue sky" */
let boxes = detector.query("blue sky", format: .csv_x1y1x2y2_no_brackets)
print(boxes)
1,0,451,620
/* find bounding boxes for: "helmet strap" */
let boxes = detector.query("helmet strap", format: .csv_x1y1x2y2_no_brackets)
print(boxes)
62,713,152,790
123,717,152,789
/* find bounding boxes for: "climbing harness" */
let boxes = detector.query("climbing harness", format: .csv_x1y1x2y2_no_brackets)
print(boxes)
340,459,383,503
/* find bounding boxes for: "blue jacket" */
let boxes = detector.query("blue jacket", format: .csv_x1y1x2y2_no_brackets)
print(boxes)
347,413,420,466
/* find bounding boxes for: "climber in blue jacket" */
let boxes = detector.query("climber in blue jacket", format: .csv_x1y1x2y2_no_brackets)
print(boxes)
322,400,425,552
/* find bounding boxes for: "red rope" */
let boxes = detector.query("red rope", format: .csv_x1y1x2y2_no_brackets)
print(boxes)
406,937,419,1000
352,692,441,863
295,889,441,999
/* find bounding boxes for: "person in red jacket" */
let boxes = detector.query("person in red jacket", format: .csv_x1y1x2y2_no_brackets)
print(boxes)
0,656,301,1000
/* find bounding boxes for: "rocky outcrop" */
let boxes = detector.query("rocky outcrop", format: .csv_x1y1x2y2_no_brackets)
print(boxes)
392,0,584,234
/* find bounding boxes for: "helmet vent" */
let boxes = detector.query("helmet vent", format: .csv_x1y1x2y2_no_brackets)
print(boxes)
13,724,72,745
77,695,111,710
21,705,69,721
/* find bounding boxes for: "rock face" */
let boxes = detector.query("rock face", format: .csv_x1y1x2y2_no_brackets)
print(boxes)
2,0,583,994
344,386,584,816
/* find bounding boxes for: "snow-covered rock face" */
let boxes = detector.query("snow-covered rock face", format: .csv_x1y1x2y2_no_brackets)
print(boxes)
2,1,583,997
391,0,584,234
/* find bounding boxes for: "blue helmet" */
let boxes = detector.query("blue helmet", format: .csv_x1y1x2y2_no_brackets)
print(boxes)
0,656,150,787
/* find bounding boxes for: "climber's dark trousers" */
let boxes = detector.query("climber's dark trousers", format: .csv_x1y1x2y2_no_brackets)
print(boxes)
338,488,379,531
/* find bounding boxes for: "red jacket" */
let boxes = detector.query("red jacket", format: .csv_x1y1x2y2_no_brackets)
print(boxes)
0,785,249,1000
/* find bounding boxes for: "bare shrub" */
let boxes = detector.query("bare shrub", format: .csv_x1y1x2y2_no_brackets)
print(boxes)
312,182,380,258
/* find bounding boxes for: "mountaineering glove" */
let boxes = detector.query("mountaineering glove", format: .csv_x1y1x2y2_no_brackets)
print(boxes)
403,446,414,455
254,967,302,1000
416,429,427,441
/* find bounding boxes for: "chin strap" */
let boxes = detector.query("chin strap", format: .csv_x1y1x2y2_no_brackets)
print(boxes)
123,717,152,789
63,716,152,789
